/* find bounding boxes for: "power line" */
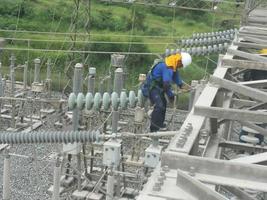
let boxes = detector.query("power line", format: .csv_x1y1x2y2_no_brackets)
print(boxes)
0,47,161,55
0,29,184,39
2,37,177,45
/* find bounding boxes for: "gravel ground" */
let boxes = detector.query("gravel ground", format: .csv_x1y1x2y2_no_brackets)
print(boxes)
0,144,59,200
0,108,187,200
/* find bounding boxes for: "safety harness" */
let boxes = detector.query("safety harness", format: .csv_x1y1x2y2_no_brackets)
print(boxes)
141,59,164,97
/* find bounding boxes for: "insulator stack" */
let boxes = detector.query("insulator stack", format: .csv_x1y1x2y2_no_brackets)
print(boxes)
68,90,145,111
0,130,101,144
166,43,229,56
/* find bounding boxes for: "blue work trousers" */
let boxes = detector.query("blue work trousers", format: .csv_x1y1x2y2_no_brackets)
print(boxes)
149,88,167,132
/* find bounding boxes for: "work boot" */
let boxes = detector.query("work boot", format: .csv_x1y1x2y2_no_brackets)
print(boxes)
159,123,167,131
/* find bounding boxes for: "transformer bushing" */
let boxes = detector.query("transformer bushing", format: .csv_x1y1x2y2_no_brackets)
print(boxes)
34,58,41,83
114,68,123,94
68,90,145,111
0,130,101,144
111,54,125,68
88,67,96,94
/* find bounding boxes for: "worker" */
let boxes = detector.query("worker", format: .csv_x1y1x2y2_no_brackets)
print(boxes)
141,53,192,132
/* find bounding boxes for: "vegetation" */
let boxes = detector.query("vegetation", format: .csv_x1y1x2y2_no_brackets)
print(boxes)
0,0,240,108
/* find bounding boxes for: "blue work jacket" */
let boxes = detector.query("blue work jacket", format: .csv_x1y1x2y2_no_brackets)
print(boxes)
151,62,183,97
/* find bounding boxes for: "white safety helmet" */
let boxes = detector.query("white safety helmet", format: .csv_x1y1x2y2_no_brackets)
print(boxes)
181,52,192,68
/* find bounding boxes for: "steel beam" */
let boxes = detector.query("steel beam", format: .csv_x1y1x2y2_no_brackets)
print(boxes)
162,151,267,192
222,58,267,71
194,106,267,123
176,170,228,200
209,75,267,102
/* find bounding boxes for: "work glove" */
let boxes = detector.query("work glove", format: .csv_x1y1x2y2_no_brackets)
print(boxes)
179,84,191,93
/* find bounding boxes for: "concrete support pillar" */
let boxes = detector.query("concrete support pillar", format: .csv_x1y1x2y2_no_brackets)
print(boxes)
52,158,61,200
188,80,199,111
23,61,28,90
112,67,123,135
106,174,115,200
112,111,119,134
210,90,225,135
33,58,41,83
73,63,83,131
88,67,96,94
3,151,11,200
63,64,83,182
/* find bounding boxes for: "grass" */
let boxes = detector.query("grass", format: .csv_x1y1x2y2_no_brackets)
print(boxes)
0,0,240,101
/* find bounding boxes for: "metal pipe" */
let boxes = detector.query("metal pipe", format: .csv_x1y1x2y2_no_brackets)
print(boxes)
77,154,82,191
52,157,61,200
9,54,16,96
3,151,11,200
0,130,100,144
33,58,41,83
23,61,28,90
46,59,51,80
46,59,52,97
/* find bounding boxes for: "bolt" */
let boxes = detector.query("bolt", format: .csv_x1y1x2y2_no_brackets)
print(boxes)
162,165,169,172
153,185,161,192
159,171,166,180
189,166,195,176
157,177,164,186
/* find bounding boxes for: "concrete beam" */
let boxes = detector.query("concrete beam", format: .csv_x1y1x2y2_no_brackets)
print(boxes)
242,36,267,45
230,152,267,165
222,186,258,200
222,58,267,71
219,140,267,152
227,48,267,63
239,80,267,88
247,102,267,110
233,41,267,49
167,65,228,154
194,106,267,123
162,151,267,192
176,170,228,200
209,75,267,102
232,98,258,108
